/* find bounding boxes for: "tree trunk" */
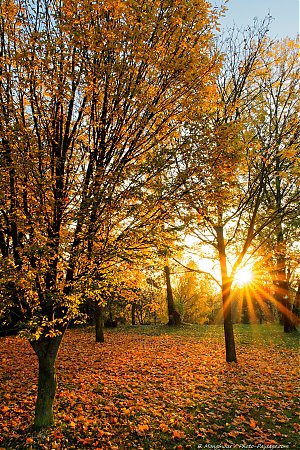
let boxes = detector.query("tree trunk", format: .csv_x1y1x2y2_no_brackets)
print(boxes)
223,308,237,362
242,293,250,324
221,281,237,362
274,226,297,333
273,170,297,332
278,280,297,333
164,265,181,326
95,302,104,343
30,335,63,429
293,281,300,320
131,301,136,325
216,226,237,363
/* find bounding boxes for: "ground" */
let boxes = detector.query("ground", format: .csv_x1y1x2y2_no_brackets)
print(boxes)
0,324,299,449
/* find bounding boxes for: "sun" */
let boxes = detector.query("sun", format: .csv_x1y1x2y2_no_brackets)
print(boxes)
234,266,253,287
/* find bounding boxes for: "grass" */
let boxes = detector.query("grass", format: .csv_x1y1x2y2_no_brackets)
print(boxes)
112,322,299,348
0,324,299,449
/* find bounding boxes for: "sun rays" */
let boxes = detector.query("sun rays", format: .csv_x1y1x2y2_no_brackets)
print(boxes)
211,260,299,327
233,266,254,287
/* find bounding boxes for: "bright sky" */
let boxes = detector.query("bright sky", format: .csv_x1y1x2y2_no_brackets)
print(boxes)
216,0,299,39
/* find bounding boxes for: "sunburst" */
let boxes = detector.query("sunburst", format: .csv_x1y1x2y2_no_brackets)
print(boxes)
233,266,253,287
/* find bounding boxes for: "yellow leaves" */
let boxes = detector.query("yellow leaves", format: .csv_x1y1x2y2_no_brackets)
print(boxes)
122,407,132,416
287,39,298,49
171,17,183,27
45,329,59,338
0,0,218,352
0,0,18,21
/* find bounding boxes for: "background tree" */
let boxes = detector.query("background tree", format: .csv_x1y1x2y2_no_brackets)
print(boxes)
248,39,300,332
164,264,182,325
173,260,217,324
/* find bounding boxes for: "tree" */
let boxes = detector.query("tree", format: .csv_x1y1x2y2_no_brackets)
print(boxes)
173,260,215,324
0,0,218,428
249,39,300,332
173,21,272,362
164,264,182,325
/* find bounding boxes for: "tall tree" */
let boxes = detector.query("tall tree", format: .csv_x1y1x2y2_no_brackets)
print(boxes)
174,21,272,362
250,39,300,332
0,0,218,428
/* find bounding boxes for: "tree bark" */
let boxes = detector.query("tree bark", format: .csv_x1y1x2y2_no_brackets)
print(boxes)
164,265,182,326
30,335,63,429
274,226,297,333
278,280,297,333
216,226,237,363
293,281,300,322
131,301,136,325
242,292,250,324
273,167,297,333
95,302,104,343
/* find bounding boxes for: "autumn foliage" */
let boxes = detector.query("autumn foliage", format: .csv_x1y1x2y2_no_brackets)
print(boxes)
0,326,299,449
0,0,299,437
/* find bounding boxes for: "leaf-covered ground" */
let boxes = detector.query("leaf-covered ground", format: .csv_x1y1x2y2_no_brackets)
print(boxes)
0,325,299,449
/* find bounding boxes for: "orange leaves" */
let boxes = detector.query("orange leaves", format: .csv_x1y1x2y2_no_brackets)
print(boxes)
172,429,186,439
293,423,299,432
0,327,299,448
159,422,169,432
135,423,149,435
237,414,246,422
122,406,134,416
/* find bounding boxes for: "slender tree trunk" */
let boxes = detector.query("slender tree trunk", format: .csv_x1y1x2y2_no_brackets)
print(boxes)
274,226,297,333
164,265,181,326
273,170,297,332
242,293,250,324
131,301,136,325
216,226,237,363
221,281,237,362
30,335,63,429
293,281,300,322
95,302,104,343
278,280,297,333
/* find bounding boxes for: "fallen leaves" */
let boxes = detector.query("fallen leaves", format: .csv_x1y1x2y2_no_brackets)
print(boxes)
0,326,299,449
136,423,149,435
159,422,169,432
172,429,186,439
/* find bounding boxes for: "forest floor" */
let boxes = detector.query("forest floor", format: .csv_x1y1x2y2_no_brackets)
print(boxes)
0,324,299,449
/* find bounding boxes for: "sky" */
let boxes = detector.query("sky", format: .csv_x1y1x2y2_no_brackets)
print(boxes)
216,0,299,39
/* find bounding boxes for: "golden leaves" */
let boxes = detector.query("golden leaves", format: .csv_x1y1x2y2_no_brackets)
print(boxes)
135,423,149,435
172,429,186,439
0,327,299,448
0,0,18,21
159,422,169,432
